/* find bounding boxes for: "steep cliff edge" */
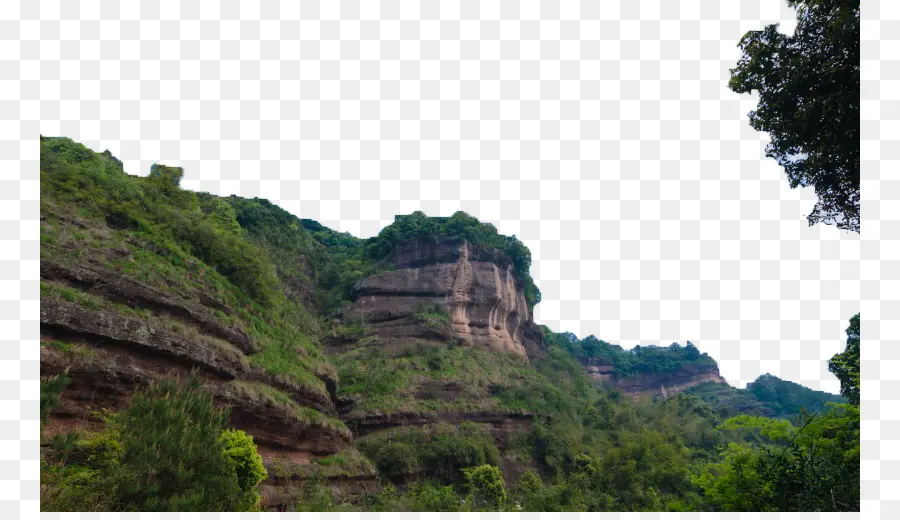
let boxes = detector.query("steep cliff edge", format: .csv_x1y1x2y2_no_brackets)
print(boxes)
543,329,728,400
342,237,545,360
605,362,727,399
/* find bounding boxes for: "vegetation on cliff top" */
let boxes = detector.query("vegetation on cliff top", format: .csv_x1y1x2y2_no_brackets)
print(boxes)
363,211,541,308
40,136,334,398
542,326,718,378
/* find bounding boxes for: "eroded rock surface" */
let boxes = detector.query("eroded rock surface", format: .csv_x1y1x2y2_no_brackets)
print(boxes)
41,260,256,354
344,237,545,360
40,345,351,454
610,363,727,399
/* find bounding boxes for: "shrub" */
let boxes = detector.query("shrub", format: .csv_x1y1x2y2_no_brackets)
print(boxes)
40,373,70,428
114,376,242,511
463,464,507,511
42,375,269,512
359,422,499,483
220,429,268,511
371,442,421,478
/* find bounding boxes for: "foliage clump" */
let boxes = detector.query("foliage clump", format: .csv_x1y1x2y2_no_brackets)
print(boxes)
542,327,718,377
358,422,500,482
828,313,860,406
462,464,507,511
41,375,267,512
729,0,859,231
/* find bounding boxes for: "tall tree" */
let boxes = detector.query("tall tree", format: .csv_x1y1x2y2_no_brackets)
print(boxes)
829,314,860,405
729,0,860,232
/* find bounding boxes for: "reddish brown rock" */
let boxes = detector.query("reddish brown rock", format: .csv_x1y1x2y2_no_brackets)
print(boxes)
40,344,351,454
40,260,256,354
611,363,727,399
40,298,248,379
344,237,545,360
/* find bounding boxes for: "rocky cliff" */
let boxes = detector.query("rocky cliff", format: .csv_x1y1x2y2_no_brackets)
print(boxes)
39,261,352,458
342,237,545,361
38,138,856,512
605,363,728,399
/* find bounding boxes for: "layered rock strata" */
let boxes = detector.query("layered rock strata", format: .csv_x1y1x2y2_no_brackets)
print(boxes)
343,237,545,360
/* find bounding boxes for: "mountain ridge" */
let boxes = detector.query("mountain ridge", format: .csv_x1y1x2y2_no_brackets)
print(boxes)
39,136,849,511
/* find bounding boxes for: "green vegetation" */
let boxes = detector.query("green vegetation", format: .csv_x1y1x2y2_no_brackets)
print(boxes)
229,380,349,434
730,0,859,231
220,429,269,511
269,448,375,481
745,373,846,420
40,136,334,399
692,314,861,511
41,375,267,512
358,422,499,481
334,343,578,417
40,137,860,512
414,304,452,333
543,327,718,377
41,339,96,360
40,373,71,428
829,313,860,406
687,373,846,424
463,465,508,510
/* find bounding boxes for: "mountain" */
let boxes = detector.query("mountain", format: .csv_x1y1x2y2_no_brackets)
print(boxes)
686,373,846,422
38,137,852,512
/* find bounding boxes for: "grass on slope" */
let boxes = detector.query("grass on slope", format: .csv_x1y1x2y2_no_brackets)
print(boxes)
40,136,334,398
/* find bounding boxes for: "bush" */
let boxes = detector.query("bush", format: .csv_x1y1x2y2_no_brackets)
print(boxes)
220,429,268,510
463,464,507,511
369,442,421,478
359,422,499,483
115,377,243,511
42,374,267,512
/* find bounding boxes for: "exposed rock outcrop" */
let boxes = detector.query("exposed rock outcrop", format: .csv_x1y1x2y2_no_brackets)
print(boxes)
40,297,336,413
344,409,535,441
40,345,351,454
41,298,248,380
606,363,727,399
40,260,256,354
343,237,545,360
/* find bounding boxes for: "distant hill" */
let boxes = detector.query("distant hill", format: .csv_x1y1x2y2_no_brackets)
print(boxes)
686,373,845,422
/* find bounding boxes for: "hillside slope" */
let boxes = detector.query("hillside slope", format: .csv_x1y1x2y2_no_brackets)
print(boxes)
39,137,849,512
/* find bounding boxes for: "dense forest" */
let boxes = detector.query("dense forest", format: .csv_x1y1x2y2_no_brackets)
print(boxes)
39,137,859,512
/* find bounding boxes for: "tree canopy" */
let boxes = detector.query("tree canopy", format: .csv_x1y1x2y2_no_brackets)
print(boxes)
829,313,860,406
729,0,859,232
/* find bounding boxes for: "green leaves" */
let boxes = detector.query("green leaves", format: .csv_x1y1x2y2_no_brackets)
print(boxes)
358,422,500,482
729,0,860,231
116,376,238,511
41,375,268,512
693,315,861,511
829,313,860,406
463,465,508,511
40,372,71,428
220,429,268,510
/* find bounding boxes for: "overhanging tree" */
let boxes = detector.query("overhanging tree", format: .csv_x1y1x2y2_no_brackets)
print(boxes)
729,0,860,232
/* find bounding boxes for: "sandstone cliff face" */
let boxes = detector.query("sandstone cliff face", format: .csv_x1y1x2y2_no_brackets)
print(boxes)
343,237,544,360
40,261,351,458
596,361,727,399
